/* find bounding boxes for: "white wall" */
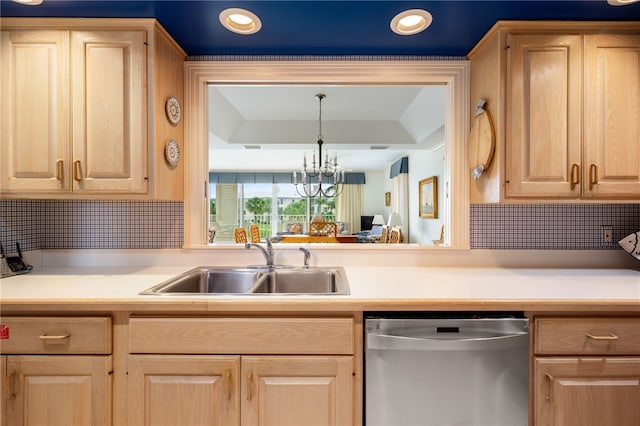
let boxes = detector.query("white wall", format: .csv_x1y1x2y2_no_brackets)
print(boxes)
408,144,445,245
360,170,387,230
360,146,444,242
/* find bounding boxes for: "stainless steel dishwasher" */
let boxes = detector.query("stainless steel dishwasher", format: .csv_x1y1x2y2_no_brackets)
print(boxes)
365,313,529,426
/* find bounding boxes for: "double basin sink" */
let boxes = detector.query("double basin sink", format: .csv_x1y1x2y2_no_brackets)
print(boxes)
140,266,349,296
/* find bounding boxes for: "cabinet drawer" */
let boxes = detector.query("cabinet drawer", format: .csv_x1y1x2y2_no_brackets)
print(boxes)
535,317,640,355
0,317,111,354
129,317,354,355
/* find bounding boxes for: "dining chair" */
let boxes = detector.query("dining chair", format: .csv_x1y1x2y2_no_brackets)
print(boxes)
234,227,248,243
432,224,445,245
389,227,402,243
309,222,337,237
379,225,389,243
249,224,261,243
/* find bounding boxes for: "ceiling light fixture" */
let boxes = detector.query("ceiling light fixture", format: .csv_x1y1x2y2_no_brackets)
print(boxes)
219,8,262,35
293,94,344,199
390,9,433,35
11,0,43,5
607,0,640,5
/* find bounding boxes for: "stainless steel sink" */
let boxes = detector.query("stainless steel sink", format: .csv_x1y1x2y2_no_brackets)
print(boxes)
139,266,349,296
252,268,349,295
139,267,265,295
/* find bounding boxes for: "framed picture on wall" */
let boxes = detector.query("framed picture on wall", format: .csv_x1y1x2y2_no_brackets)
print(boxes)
419,176,437,218
384,191,391,206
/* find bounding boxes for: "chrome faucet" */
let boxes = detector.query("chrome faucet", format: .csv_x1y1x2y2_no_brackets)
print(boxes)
299,247,311,269
245,238,274,267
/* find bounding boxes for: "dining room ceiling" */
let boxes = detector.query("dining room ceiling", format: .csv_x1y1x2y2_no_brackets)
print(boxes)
208,85,447,172
2,1,639,57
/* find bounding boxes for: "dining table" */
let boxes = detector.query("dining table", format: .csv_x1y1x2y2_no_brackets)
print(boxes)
278,234,359,243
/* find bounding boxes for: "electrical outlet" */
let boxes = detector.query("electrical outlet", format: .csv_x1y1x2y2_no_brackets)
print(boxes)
601,225,613,245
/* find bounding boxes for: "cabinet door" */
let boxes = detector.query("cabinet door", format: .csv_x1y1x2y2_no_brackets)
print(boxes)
584,34,640,198
1,356,5,426
534,357,640,426
128,355,240,426
241,356,353,426
506,34,582,198
71,30,147,194
0,29,70,193
5,355,112,426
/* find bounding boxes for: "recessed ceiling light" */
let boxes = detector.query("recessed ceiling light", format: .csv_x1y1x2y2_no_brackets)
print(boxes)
11,0,44,5
219,8,262,35
607,0,640,5
390,9,433,36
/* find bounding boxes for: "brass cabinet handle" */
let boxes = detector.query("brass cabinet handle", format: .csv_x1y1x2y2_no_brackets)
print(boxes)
589,164,598,190
38,333,71,340
8,370,17,400
570,163,579,190
246,371,253,401
73,160,83,181
224,370,232,401
545,373,553,401
56,160,64,181
587,332,619,341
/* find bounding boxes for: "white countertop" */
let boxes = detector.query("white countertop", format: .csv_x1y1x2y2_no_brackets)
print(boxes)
345,267,640,300
1,266,639,306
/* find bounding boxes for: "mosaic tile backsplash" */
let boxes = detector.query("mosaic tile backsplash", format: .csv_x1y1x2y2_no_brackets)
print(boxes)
1,200,638,253
471,203,640,250
1,200,183,254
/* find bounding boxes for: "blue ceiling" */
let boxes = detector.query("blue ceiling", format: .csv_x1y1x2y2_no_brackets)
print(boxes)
2,1,639,56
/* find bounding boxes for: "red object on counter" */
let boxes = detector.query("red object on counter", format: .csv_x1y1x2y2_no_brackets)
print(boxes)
0,324,9,339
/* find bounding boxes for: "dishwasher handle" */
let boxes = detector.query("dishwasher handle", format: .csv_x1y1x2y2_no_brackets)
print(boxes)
367,331,528,351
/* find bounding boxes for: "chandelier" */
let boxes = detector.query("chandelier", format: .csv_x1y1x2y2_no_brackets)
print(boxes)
293,94,344,198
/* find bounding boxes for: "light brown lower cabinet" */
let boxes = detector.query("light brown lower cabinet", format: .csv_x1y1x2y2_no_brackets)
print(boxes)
241,356,353,426
128,355,240,426
0,316,113,426
3,355,112,426
534,357,640,426
126,315,356,426
128,354,354,426
533,316,640,426
1,356,5,426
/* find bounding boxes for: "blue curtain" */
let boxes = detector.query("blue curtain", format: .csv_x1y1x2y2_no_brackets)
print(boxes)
389,157,408,178
210,172,365,184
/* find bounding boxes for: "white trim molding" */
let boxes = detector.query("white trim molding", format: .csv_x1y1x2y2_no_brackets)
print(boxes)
184,60,470,249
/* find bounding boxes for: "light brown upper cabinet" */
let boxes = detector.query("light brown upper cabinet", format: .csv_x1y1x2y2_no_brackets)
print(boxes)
1,28,146,195
583,34,640,199
0,19,185,200
1,29,70,194
468,22,640,202
506,33,583,198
